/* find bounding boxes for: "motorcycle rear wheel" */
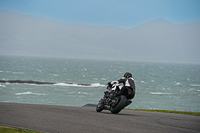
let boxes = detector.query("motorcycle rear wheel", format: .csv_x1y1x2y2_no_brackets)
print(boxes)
110,95,127,114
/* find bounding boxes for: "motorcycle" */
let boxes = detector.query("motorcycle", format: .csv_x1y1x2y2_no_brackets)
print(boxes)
96,82,132,114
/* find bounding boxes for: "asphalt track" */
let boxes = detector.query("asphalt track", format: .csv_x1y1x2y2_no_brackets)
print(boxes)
0,102,199,133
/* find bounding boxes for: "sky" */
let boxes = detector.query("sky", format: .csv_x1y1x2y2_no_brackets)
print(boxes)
0,0,200,28
0,0,200,63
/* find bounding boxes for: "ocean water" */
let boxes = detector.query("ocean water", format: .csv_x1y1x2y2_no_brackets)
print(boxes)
0,55,200,112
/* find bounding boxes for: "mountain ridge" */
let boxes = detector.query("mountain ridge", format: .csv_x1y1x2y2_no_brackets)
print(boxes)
0,11,199,63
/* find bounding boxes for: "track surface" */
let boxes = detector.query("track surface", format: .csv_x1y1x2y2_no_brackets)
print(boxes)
0,102,200,133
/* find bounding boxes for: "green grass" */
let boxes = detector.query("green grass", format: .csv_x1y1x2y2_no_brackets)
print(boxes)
0,126,40,133
125,109,200,116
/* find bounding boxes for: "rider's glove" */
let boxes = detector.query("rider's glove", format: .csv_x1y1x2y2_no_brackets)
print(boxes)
107,82,112,87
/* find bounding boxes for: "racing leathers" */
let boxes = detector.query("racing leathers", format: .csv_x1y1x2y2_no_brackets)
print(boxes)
111,77,135,99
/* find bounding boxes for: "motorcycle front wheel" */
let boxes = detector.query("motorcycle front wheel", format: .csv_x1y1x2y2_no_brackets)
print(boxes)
96,99,104,112
110,95,127,114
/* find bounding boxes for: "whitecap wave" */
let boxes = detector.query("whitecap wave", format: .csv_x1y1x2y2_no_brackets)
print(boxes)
78,92,89,95
5,71,24,74
175,82,181,85
49,74,58,76
150,92,172,95
90,83,105,87
15,91,46,95
0,84,6,87
26,84,52,86
36,69,42,73
54,83,83,87
101,78,106,80
53,83,105,87
190,84,200,87
77,92,93,96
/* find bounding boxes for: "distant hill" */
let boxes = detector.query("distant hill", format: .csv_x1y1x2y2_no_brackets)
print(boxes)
0,11,200,63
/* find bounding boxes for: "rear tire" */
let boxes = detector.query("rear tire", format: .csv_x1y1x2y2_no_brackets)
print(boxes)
110,95,127,114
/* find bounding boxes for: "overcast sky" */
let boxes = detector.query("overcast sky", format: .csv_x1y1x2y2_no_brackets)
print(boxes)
0,0,200,63
0,0,200,28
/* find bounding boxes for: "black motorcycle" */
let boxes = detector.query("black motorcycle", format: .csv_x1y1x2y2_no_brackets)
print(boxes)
96,83,132,114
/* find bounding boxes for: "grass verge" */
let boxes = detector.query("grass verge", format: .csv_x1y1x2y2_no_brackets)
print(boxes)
125,109,200,116
0,126,40,133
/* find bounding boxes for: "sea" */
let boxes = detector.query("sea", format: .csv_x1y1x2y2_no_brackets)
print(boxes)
0,55,200,112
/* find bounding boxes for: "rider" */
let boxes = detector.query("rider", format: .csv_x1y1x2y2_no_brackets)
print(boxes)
109,72,135,105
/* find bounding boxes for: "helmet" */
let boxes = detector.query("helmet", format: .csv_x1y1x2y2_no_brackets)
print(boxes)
124,72,132,78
